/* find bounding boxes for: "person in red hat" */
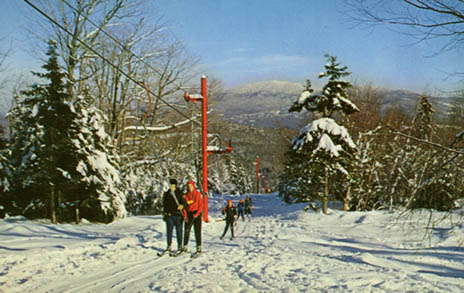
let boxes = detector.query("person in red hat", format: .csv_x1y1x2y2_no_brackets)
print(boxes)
183,180,203,254
220,199,237,240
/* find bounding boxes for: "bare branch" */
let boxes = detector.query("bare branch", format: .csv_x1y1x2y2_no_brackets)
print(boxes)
344,0,464,52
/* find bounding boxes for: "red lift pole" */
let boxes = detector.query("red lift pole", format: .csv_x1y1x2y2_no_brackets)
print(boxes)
263,170,268,193
256,156,260,194
200,76,208,222
184,76,232,222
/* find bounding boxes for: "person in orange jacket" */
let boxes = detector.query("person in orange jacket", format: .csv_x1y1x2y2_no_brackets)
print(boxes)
183,180,203,254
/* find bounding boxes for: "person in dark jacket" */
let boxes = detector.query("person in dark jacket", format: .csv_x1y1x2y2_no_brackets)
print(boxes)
162,178,186,255
183,180,203,254
220,200,237,240
244,196,252,221
237,199,245,221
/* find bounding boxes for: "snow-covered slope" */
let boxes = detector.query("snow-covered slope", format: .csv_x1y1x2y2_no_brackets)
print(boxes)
1,194,463,292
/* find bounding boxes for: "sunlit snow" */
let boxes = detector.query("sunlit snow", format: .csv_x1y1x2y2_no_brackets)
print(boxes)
1,194,463,292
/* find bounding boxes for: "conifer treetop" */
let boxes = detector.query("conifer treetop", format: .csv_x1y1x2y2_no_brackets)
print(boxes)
290,54,359,117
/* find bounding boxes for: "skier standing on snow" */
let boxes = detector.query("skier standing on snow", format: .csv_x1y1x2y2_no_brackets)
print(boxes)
244,196,252,221
237,199,245,221
183,180,203,254
220,200,237,240
161,178,186,256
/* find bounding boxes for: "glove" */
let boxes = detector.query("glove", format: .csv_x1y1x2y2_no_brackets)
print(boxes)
177,204,184,210
186,200,194,205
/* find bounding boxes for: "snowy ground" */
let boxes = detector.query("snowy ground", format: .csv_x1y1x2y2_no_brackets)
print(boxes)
1,193,464,292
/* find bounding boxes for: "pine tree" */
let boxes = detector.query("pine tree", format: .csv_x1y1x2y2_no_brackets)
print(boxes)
8,40,75,221
8,41,125,222
405,96,456,211
282,55,359,213
0,149,11,218
411,96,435,141
223,154,246,195
67,92,126,222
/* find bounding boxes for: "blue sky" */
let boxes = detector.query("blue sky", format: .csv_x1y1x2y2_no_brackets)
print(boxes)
1,0,463,93
152,0,463,93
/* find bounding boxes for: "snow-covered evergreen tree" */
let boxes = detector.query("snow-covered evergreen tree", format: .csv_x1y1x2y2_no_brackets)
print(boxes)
222,154,241,194
68,92,126,221
0,149,12,218
8,41,76,221
7,41,125,222
349,127,384,211
237,160,253,194
208,154,253,195
404,96,456,211
280,55,359,213
0,153,10,192
121,159,197,215
411,96,435,141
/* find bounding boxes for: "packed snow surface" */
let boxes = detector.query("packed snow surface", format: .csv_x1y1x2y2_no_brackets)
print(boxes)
1,193,463,292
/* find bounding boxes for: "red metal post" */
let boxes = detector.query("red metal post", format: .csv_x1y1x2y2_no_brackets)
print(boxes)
183,76,232,222
201,76,208,222
256,156,260,194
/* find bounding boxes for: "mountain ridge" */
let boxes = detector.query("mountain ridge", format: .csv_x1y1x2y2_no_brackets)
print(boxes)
215,80,456,129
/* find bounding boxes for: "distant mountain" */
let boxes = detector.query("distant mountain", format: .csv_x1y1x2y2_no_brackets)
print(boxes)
213,80,456,129
214,80,308,129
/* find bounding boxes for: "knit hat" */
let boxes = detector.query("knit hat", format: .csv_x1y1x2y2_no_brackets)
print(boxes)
169,178,177,185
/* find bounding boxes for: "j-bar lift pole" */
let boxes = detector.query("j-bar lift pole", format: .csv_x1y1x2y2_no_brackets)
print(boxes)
184,76,232,222
256,156,260,194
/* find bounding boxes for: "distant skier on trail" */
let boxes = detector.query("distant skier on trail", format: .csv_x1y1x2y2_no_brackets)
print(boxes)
244,196,253,221
237,199,245,221
183,180,203,256
159,178,186,257
220,199,237,240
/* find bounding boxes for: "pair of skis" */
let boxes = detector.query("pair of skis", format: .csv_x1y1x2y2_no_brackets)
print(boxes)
157,249,201,259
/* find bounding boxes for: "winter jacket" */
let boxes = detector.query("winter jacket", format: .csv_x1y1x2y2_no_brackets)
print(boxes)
222,205,237,222
184,180,203,218
244,198,252,211
237,202,244,212
163,188,185,217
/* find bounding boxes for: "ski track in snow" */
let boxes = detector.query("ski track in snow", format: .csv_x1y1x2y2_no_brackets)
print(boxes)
1,194,463,292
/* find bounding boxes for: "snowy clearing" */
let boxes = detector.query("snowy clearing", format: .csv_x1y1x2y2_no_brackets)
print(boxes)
1,193,464,292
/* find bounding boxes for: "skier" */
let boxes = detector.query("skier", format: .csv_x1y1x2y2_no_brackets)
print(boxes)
220,199,237,240
244,196,252,221
237,199,245,221
183,180,203,255
160,178,186,256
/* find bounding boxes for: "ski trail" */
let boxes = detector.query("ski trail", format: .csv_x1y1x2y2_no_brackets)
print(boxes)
42,252,191,292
